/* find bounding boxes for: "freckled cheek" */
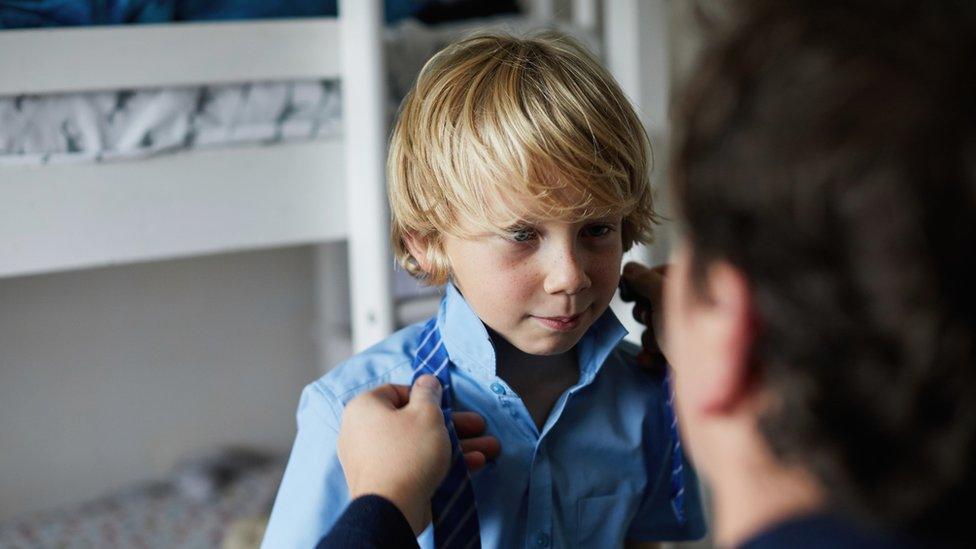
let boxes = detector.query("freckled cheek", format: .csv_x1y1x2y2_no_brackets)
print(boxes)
586,250,623,297
507,269,542,305
469,257,537,308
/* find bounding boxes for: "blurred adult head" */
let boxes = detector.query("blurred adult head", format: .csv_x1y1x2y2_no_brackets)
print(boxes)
665,1,976,545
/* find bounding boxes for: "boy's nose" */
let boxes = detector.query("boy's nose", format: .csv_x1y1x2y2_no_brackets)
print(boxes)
543,248,591,296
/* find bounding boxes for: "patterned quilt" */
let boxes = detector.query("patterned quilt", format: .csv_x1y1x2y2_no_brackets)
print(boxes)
0,461,283,549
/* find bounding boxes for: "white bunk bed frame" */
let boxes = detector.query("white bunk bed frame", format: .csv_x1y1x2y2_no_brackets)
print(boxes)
0,0,663,370
0,1,393,362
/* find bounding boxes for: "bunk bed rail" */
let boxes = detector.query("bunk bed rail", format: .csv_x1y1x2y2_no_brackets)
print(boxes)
0,18,342,96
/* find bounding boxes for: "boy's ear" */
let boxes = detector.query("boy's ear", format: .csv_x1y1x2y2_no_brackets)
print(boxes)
403,232,433,273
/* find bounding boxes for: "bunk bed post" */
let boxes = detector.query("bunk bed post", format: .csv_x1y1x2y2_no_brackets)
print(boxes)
572,0,599,33
603,0,671,265
338,0,395,354
603,0,673,345
526,0,556,22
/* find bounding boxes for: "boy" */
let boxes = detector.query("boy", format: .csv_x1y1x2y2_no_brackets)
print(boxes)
263,32,706,548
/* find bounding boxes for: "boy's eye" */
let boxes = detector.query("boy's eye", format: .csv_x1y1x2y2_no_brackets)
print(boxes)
584,224,614,238
508,227,537,242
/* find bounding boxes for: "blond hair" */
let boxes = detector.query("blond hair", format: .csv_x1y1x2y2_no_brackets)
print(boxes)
388,31,655,285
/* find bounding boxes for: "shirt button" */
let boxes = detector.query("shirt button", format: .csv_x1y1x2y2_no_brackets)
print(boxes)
535,532,550,547
490,382,506,395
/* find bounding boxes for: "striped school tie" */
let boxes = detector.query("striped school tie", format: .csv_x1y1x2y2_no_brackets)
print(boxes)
619,278,689,524
412,318,482,549
662,371,687,524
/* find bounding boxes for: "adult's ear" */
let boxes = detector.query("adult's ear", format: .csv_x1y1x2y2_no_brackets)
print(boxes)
403,232,433,273
698,261,759,415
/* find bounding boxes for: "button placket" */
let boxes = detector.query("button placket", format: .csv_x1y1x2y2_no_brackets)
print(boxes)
489,378,539,439
525,445,553,549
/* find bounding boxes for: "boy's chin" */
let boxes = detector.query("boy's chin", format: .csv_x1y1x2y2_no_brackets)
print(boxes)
512,332,582,356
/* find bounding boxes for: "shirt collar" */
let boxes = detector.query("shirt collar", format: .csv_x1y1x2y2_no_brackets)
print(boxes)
436,283,628,383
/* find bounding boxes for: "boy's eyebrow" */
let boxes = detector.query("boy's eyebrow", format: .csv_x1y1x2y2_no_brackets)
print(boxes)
497,215,620,231
502,219,537,229
581,214,619,222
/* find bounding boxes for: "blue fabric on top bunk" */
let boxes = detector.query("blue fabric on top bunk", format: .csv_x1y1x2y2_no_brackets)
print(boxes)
0,0,423,29
0,0,172,28
174,0,336,23
0,0,85,27
177,0,424,24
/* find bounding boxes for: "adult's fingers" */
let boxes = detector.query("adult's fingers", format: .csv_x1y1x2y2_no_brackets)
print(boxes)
635,263,669,278
632,301,650,325
459,435,501,461
636,350,655,370
464,452,487,471
622,263,661,329
623,262,668,302
453,411,487,438
454,412,501,471
623,261,652,278
641,327,660,352
622,262,657,296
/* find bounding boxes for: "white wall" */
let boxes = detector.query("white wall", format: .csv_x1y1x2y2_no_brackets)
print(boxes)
0,247,319,523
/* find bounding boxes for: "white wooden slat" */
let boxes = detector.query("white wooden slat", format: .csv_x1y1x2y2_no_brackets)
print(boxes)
0,140,346,278
603,0,673,345
0,18,341,96
572,0,599,32
604,0,670,266
313,241,353,375
528,0,556,21
340,0,395,351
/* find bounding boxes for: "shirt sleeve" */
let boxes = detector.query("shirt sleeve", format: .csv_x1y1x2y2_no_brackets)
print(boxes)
262,382,352,549
626,445,708,542
315,495,420,549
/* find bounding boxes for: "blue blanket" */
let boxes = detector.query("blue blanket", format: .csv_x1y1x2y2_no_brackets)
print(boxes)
0,0,422,28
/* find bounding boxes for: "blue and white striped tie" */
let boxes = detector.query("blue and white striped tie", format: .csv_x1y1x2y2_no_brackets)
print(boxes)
412,318,482,549
620,277,688,524
662,371,687,524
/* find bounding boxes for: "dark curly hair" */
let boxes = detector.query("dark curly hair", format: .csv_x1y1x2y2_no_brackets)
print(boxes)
672,0,976,543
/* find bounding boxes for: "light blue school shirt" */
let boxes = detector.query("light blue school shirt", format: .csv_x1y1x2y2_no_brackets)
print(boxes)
263,284,706,549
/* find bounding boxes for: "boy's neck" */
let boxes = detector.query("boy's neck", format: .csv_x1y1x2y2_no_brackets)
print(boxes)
488,328,580,432
488,328,578,373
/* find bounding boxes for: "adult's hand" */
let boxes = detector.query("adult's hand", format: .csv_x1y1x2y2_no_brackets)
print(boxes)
454,410,502,471
337,375,500,535
621,262,669,373
338,376,447,535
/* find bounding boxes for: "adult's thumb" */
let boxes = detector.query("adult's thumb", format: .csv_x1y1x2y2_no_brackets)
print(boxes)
622,261,660,298
410,374,443,408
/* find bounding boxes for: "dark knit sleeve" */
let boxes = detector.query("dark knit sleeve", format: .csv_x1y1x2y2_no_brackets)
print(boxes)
315,495,421,549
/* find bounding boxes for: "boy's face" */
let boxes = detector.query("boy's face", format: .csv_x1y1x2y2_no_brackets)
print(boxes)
442,214,624,356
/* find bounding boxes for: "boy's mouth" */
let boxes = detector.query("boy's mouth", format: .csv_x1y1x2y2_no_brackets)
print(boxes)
532,312,583,332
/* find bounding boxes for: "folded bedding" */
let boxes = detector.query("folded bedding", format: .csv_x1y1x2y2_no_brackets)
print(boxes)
0,80,343,165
